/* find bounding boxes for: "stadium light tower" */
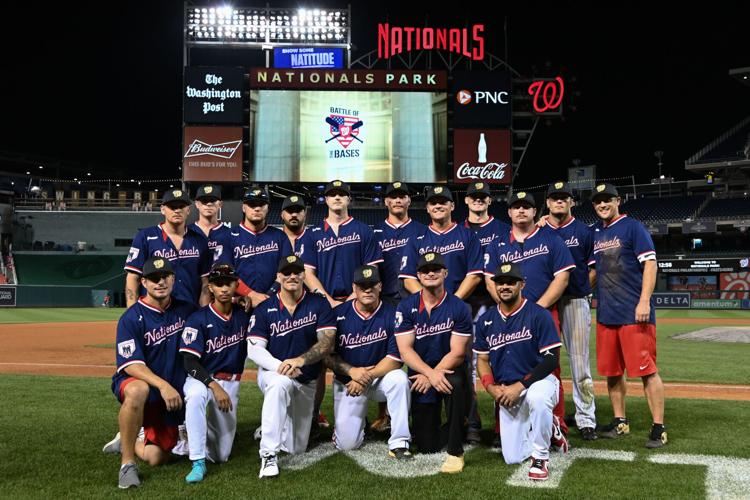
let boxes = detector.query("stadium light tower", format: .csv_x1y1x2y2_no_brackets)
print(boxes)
184,4,352,67
655,150,664,196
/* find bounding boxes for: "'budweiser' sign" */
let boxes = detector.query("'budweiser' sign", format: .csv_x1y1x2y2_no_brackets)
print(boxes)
184,140,242,159
453,129,511,184
455,162,508,180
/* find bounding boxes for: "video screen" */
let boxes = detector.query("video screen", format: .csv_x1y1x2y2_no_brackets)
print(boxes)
249,90,447,182
668,275,718,299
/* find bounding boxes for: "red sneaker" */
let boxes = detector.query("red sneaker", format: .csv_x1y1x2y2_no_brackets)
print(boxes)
528,457,549,481
317,412,330,428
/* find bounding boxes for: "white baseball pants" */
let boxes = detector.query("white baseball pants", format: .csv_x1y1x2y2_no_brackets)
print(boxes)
183,376,241,462
558,296,596,428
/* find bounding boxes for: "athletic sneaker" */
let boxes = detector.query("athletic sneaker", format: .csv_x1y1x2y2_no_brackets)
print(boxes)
551,416,570,453
102,432,121,454
370,414,391,432
598,417,630,439
317,412,330,428
185,459,206,483
118,462,140,489
580,427,598,441
388,447,413,460
645,424,668,449
466,428,481,445
528,458,549,481
259,453,279,478
440,454,464,474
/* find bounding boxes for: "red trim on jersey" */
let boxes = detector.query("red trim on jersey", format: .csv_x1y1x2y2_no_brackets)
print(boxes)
428,222,457,235
324,216,353,232
554,264,576,276
384,218,412,230
240,221,268,235
418,289,447,313
209,302,232,322
124,265,142,274
138,297,171,314
547,216,576,229
179,347,202,357
117,360,145,374
158,223,188,241
353,300,382,321
277,290,306,312
464,215,494,228
509,226,540,244
603,214,627,228
498,297,527,320
539,341,562,353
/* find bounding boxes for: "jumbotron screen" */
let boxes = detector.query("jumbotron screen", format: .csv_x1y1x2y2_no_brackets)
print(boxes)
249,90,447,182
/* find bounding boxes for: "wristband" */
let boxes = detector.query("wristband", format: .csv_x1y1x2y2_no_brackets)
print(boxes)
481,374,495,390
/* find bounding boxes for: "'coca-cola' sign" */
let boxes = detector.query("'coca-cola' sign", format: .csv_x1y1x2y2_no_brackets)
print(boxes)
183,126,243,182
453,129,511,184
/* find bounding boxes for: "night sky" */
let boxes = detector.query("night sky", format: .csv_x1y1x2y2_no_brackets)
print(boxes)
1,2,747,185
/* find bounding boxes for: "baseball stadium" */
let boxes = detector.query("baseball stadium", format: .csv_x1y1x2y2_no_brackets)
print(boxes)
1,4,749,499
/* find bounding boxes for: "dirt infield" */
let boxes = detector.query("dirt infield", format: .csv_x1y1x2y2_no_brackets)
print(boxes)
2,320,749,401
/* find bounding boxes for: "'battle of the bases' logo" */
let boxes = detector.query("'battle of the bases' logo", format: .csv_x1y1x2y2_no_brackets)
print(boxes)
325,114,363,149
118,340,136,359
182,327,198,345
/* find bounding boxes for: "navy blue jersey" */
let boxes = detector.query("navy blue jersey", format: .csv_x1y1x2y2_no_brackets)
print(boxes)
373,218,428,298
399,223,484,294
305,217,383,299
464,216,511,249
395,291,473,403
483,226,576,304
545,217,594,297
190,221,232,263
288,227,314,260
473,298,562,384
214,223,293,294
333,300,402,383
592,215,657,325
125,224,211,305
112,297,197,403
248,291,337,384
179,303,249,375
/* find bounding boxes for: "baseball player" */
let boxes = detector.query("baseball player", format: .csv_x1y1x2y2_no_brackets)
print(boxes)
483,191,575,444
179,263,249,483
106,257,197,489
326,265,412,458
373,182,427,306
124,188,211,308
190,184,232,262
543,181,598,440
247,255,337,478
475,262,564,481
280,194,329,295
462,181,511,444
213,187,293,309
399,185,484,298
590,183,666,448
395,252,473,474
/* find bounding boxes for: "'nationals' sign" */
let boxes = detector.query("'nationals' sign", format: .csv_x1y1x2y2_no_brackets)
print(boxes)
377,24,485,61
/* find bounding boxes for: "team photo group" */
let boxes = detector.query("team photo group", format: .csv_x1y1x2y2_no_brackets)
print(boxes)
105,177,667,489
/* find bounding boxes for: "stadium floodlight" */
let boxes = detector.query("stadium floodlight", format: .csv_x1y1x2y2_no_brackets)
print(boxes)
185,5,350,46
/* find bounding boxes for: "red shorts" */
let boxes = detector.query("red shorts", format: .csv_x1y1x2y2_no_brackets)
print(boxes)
596,323,658,378
118,377,179,452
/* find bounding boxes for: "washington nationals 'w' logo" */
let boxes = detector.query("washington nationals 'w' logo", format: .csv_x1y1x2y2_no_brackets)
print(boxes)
528,77,564,113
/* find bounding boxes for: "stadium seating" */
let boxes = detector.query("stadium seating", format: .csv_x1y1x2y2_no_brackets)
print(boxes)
699,197,750,220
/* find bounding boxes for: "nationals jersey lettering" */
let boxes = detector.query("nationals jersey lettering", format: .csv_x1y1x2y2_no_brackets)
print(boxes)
125,224,211,305
144,318,186,346
190,222,232,262
180,303,248,375
248,291,336,384
316,232,361,252
484,226,575,303
592,215,657,325
473,298,561,384
374,218,428,298
465,216,511,248
545,217,594,297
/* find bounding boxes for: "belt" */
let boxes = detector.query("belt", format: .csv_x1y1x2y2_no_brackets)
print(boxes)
213,372,241,382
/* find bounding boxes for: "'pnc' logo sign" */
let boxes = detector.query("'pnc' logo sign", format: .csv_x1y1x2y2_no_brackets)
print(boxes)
456,90,509,105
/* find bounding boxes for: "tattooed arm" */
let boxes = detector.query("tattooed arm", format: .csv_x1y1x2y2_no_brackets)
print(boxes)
125,272,140,308
325,352,375,386
277,329,335,377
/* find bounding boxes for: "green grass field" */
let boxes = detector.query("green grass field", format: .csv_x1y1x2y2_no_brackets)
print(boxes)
1,374,747,499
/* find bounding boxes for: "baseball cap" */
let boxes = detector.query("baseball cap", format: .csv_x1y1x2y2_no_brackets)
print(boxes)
243,187,270,204
491,262,525,283
425,185,453,203
161,188,191,206
353,264,381,287
277,255,306,274
385,181,410,197
324,180,351,196
591,183,620,201
508,191,536,208
195,184,222,201
546,181,573,199
466,181,491,197
142,257,174,278
416,252,447,271
282,195,306,211
208,263,238,283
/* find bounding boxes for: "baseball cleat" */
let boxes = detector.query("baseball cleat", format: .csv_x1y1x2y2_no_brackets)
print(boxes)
440,454,464,474
466,429,482,445
388,447,413,460
551,416,570,453
370,414,391,432
580,427,598,441
645,424,668,449
102,432,121,454
528,458,549,481
185,459,207,483
118,462,141,489
598,418,630,439
317,412,330,428
259,453,279,478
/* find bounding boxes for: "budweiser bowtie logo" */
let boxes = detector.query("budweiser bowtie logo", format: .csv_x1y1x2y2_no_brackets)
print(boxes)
455,162,508,180
184,139,242,159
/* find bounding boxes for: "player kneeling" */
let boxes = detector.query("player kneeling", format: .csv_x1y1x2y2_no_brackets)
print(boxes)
327,265,412,458
179,264,248,483
475,263,564,482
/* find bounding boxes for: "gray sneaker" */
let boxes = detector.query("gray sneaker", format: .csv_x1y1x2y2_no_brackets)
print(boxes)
102,432,121,454
118,462,141,489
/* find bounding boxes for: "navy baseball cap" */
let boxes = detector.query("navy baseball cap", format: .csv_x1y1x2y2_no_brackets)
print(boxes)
282,195,306,211
161,188,191,206
142,257,174,278
417,252,447,271
508,191,536,208
208,263,238,283
385,181,410,197
546,181,573,198
324,180,351,196
466,181,491,197
491,262,524,283
353,264,381,287
591,183,620,201
195,184,221,201
277,255,306,274
243,187,269,204
425,185,453,203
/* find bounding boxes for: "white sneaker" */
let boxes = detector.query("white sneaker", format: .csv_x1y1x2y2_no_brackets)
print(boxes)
259,453,279,478
253,426,262,441
102,432,121,454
